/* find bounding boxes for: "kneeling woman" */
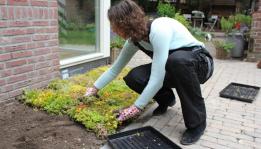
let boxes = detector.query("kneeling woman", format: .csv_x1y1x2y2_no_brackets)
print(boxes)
85,0,214,145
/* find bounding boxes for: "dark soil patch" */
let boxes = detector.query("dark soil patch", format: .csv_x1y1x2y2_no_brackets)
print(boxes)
0,100,105,149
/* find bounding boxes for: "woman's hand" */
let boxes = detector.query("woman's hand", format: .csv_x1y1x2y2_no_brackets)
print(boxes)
117,105,141,122
84,87,99,97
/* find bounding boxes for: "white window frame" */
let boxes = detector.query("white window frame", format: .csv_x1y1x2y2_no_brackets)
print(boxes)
60,0,110,69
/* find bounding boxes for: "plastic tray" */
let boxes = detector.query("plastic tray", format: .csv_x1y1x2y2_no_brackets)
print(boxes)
107,126,181,149
219,82,260,103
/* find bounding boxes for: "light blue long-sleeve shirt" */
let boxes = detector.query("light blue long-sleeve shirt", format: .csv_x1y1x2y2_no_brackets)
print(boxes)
94,17,204,109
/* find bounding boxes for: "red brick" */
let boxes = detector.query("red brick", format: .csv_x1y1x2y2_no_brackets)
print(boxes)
8,0,29,6
27,7,32,18
34,48,51,56
11,50,32,59
32,20,48,26
31,0,48,7
6,59,26,68
8,6,14,19
0,6,8,19
38,67,51,75
48,1,57,7
34,41,46,48
0,21,7,27
0,37,11,44
52,59,59,66
7,74,27,84
47,40,58,46
50,34,58,39
8,89,23,98
14,7,28,19
0,93,9,101
4,44,27,52
9,20,30,27
255,48,261,52
0,63,4,70
27,71,37,78
0,69,12,77
33,34,50,41
13,79,32,89
50,20,58,26
0,0,6,5
0,53,11,61
35,61,50,69
1,28,27,36
27,56,45,64
1,85,13,93
11,36,31,43
0,79,5,86
13,65,34,75
46,27,58,33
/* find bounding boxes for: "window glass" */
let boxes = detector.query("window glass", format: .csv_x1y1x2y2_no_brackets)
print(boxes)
58,0,99,60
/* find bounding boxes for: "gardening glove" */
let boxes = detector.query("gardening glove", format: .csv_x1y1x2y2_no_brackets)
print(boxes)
84,87,99,97
117,105,141,122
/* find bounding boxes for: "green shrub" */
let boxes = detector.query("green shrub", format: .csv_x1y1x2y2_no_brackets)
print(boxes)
234,14,252,26
213,40,235,53
221,17,234,33
174,12,191,29
111,36,125,49
157,2,176,18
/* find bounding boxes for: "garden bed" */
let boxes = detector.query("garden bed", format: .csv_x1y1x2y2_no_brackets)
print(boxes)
0,101,104,149
1,66,138,148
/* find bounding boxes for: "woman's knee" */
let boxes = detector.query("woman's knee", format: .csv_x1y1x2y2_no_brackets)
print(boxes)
123,64,151,93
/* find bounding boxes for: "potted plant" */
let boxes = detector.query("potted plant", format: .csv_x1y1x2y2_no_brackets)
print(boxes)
110,35,125,64
221,14,252,58
213,40,235,59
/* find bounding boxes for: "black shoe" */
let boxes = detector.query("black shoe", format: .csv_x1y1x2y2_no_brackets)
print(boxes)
180,121,206,145
152,100,176,116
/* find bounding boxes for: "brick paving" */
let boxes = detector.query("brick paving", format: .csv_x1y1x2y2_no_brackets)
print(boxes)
102,42,261,149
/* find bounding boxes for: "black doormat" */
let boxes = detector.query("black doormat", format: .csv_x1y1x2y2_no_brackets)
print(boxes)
219,82,260,103
108,126,181,149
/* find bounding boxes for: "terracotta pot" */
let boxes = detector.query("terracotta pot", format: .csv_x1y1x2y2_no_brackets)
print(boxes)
257,60,261,69
110,48,121,64
216,48,229,59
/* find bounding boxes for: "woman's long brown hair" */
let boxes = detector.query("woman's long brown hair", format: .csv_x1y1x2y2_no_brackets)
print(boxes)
108,0,148,42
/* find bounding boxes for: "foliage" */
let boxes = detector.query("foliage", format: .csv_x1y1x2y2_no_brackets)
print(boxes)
213,40,235,53
174,12,191,29
22,66,138,138
110,36,125,49
157,2,176,18
220,17,234,34
188,27,207,42
59,29,95,45
221,14,252,34
233,14,252,27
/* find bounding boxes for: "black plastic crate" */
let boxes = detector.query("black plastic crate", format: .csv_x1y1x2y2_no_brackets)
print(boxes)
219,82,260,103
108,126,181,149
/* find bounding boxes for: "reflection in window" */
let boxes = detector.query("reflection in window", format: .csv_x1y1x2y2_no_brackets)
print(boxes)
58,0,99,60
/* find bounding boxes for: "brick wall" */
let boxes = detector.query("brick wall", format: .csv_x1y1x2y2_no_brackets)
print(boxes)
251,0,261,54
0,0,60,102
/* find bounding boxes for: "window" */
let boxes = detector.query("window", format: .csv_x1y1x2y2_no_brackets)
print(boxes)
58,0,110,68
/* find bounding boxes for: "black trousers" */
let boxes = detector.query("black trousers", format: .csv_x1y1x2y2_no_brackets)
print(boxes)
123,47,213,129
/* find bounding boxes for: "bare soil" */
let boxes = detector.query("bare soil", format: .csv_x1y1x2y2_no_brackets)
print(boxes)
0,100,105,149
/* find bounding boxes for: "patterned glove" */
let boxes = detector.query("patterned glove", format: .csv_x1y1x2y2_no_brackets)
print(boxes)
117,105,141,122
84,87,98,97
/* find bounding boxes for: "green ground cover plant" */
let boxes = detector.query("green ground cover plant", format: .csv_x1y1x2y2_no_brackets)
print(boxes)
22,66,138,138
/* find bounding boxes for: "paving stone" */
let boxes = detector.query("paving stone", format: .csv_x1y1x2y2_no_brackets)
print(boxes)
110,47,261,149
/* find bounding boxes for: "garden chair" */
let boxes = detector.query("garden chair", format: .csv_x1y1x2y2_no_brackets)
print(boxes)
204,15,218,32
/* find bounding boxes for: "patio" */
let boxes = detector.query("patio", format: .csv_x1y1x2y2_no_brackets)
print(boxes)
102,41,261,149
